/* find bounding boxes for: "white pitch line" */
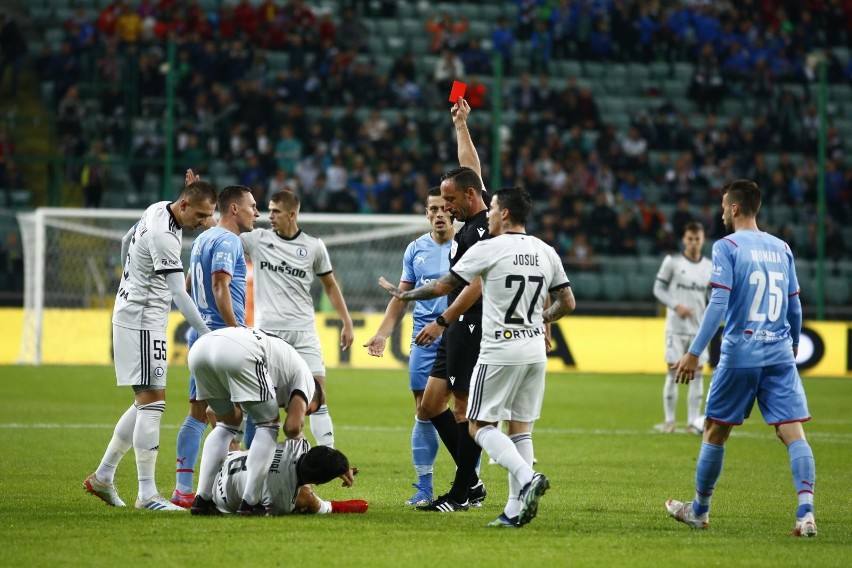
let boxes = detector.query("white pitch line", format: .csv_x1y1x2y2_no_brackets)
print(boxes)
1,423,850,442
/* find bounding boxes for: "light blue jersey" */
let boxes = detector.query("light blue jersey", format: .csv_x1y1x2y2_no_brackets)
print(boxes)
400,233,452,392
400,233,453,339
189,227,247,331
710,230,799,368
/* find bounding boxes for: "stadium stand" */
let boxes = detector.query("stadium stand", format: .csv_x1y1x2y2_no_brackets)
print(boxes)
1,0,851,311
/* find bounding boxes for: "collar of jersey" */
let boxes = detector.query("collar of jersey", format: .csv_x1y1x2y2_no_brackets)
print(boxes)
274,229,302,241
166,202,179,227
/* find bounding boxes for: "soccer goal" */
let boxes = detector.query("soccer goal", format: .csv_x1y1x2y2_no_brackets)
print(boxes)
16,208,430,364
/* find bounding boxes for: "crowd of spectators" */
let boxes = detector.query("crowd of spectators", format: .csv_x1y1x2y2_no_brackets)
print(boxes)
13,0,852,265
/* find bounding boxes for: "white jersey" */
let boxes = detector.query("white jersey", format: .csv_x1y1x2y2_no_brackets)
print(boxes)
451,233,570,365
656,253,713,335
190,327,314,407
262,330,316,409
113,201,184,330
214,438,309,514
241,229,333,331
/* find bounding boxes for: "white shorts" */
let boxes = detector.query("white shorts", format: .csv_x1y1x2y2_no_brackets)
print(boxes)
666,333,709,366
187,333,276,406
466,361,546,423
113,324,168,388
266,329,325,377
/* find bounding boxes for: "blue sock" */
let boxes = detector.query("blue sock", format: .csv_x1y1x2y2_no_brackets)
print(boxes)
412,417,438,491
244,415,256,450
175,416,207,493
693,441,725,516
788,439,815,517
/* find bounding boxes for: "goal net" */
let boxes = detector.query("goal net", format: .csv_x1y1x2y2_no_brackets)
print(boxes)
16,208,430,364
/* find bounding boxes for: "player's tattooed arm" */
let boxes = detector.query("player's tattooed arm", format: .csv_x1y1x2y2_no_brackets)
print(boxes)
543,285,576,323
378,272,461,302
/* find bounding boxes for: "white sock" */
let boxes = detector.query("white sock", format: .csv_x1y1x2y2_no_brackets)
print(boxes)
505,432,534,518
687,372,704,427
309,404,334,448
196,423,240,500
663,369,678,423
474,425,534,487
242,424,278,506
134,401,165,500
95,404,137,483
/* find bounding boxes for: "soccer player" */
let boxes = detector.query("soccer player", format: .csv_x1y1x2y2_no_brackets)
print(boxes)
170,183,260,508
187,326,325,516
240,190,354,449
379,185,576,527
83,177,217,511
667,179,817,537
653,221,712,435
211,439,366,516
363,186,455,506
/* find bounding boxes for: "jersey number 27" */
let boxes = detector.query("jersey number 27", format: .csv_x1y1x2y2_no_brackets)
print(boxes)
504,275,544,325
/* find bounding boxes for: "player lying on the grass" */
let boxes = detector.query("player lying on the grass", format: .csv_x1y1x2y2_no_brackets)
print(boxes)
187,326,327,516
211,439,366,515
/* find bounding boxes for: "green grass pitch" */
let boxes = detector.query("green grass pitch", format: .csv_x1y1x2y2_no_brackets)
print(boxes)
1,366,850,567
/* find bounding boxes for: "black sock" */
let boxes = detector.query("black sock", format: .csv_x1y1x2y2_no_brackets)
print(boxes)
430,408,459,465
448,421,482,503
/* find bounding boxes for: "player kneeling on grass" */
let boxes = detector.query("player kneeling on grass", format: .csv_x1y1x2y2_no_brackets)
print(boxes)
212,439,366,515
187,326,324,516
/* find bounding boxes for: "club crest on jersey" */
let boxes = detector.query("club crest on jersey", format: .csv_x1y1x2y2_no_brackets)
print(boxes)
297,248,308,257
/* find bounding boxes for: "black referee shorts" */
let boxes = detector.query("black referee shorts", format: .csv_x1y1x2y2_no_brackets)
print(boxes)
428,316,481,392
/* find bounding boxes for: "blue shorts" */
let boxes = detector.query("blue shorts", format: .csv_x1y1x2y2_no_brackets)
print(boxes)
704,364,810,426
409,343,438,392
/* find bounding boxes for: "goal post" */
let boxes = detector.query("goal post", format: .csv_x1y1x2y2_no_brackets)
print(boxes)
16,208,431,364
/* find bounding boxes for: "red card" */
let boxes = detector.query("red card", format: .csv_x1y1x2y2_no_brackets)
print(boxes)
449,81,467,103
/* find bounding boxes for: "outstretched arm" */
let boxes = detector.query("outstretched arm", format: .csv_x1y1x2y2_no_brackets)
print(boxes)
414,276,482,347
319,273,354,351
451,98,482,178
379,271,461,302
364,282,413,357
291,485,368,515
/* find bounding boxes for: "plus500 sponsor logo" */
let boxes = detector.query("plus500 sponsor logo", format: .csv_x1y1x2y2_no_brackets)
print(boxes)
259,261,307,278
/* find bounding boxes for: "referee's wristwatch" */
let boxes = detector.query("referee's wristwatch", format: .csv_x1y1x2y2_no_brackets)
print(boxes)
436,315,450,328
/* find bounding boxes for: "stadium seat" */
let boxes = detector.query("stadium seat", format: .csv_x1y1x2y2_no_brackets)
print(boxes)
769,204,794,227
834,259,852,279
601,274,628,301
825,276,851,306
600,256,639,275
570,272,602,301
480,4,506,21
796,274,815,298
625,274,655,301
796,259,815,277
8,190,33,210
